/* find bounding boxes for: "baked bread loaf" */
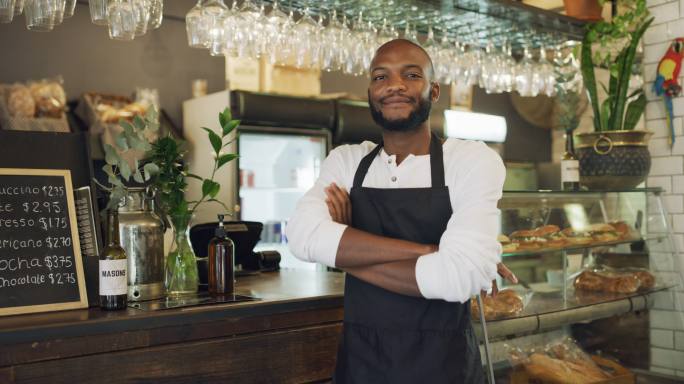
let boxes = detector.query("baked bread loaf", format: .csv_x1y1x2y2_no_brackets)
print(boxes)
574,270,640,293
634,270,655,290
471,289,524,321
523,353,610,383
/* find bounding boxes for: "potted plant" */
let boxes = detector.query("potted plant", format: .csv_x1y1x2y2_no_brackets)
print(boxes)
564,0,603,21
576,0,654,190
99,107,239,296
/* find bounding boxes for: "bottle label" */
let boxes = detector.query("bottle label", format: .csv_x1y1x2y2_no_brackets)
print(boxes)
561,159,580,182
99,259,127,296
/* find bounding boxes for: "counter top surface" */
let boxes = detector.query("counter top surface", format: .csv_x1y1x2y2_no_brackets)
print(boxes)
0,270,345,345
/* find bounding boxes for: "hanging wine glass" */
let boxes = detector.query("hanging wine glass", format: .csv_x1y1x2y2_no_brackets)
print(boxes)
538,46,556,97
147,0,163,29
13,0,23,16
204,0,228,56
0,0,16,23
108,0,136,41
480,42,499,93
320,10,345,72
132,0,149,37
186,0,208,48
89,0,109,25
52,0,66,26
402,22,417,43
376,18,397,45
291,7,319,69
25,0,56,31
515,45,539,97
262,0,290,64
63,0,76,18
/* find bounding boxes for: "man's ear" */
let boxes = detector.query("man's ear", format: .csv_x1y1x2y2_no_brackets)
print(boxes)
431,81,440,102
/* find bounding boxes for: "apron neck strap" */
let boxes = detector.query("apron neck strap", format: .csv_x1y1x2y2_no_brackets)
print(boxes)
352,132,445,188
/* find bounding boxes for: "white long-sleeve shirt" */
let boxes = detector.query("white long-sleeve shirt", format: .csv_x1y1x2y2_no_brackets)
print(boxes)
286,138,506,303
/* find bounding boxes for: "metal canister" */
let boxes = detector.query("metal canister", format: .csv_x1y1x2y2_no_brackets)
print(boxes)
118,188,165,301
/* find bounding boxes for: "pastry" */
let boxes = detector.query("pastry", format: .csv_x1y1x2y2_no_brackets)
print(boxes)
29,81,66,118
574,270,640,294
6,85,35,118
471,289,524,321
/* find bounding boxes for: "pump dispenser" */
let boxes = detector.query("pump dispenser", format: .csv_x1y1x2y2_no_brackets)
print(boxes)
208,214,236,295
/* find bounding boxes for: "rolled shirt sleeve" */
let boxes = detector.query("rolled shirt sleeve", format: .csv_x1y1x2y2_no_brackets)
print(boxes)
286,147,350,268
415,143,505,303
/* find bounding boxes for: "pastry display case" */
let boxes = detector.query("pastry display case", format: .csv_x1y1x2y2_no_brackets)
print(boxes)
477,189,684,383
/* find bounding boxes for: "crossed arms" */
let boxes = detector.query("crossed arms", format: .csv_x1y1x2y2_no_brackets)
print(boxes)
286,144,513,302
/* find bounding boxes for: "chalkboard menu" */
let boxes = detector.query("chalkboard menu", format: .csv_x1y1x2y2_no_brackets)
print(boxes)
0,168,88,316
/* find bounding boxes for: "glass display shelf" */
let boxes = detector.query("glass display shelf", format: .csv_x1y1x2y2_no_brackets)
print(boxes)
502,188,663,195
473,286,671,340
502,235,666,258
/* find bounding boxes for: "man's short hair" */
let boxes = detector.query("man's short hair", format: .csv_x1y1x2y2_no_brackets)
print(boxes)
373,38,436,80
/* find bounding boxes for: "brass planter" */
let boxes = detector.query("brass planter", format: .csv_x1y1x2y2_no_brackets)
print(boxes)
575,130,653,190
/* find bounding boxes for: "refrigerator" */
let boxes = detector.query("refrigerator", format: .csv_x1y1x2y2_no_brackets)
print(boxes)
237,126,330,270
183,90,332,270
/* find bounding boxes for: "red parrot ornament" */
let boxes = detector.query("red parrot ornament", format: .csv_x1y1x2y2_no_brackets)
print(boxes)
653,37,684,146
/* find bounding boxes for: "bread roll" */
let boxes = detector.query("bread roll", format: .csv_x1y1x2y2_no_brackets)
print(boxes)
6,85,35,118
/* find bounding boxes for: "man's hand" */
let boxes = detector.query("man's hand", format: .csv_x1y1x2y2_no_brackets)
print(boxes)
325,182,351,225
481,262,518,298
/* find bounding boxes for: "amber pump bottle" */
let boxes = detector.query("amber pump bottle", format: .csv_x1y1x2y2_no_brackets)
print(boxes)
208,214,235,295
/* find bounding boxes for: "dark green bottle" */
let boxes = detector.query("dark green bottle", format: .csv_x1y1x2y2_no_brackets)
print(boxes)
99,209,128,310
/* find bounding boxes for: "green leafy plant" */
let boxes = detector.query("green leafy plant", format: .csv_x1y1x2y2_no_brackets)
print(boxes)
96,108,160,209
581,0,652,132
97,107,239,227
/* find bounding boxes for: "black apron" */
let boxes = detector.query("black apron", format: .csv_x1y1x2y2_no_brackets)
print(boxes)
334,133,484,384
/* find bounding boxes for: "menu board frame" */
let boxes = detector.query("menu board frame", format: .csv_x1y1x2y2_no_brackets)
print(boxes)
0,168,88,316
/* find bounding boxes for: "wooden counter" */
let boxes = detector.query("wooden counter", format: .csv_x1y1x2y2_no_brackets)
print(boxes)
0,270,345,384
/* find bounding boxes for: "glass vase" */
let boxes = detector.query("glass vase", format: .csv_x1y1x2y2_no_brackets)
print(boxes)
165,222,199,296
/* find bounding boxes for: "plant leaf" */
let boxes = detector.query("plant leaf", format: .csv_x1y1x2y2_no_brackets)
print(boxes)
217,153,238,169
202,127,222,154
143,163,160,181
611,17,654,131
120,160,132,181
104,144,120,165
133,170,145,183
202,179,220,198
220,108,232,127
115,134,129,151
601,97,612,132
623,92,646,130
222,120,240,137
219,110,228,130
186,173,203,180
133,115,146,130
581,31,602,131
120,120,135,136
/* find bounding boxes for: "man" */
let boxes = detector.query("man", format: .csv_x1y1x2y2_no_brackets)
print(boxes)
286,39,514,383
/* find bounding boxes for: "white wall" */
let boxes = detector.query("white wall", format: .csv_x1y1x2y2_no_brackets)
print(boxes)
645,0,684,377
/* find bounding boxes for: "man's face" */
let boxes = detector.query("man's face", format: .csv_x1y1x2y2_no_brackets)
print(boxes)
368,41,439,132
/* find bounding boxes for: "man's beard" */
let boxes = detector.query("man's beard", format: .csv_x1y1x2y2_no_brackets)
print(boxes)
369,94,432,132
